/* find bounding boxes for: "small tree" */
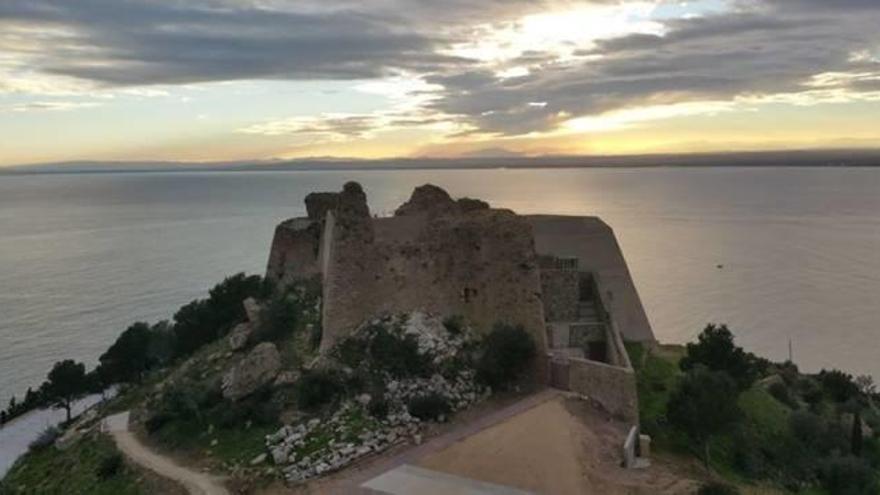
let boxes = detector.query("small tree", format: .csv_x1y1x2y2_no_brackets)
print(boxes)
45,360,89,423
667,367,742,467
98,322,152,384
680,324,757,390
477,324,536,390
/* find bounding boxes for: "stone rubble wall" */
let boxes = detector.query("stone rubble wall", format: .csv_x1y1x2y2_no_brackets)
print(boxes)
265,218,323,286
540,269,580,322
319,184,548,361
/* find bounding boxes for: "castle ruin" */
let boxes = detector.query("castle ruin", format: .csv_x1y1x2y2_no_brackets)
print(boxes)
266,182,655,422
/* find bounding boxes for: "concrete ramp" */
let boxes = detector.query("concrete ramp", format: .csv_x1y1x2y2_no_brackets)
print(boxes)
363,464,535,495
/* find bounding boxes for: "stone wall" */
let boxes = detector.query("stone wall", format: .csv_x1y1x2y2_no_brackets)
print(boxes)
265,218,323,286
539,269,579,322
319,184,548,365
568,357,638,423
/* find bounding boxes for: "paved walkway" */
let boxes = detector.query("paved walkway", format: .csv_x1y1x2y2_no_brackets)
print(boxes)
319,389,560,494
364,464,535,495
102,412,230,495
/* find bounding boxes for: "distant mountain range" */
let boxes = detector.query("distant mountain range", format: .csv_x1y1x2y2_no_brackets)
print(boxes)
3,148,880,174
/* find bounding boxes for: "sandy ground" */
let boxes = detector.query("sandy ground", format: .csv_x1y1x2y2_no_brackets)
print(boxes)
417,396,701,495
103,412,230,495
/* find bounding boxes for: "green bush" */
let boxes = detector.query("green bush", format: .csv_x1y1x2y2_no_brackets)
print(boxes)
407,393,451,421
296,370,344,411
172,273,265,357
818,369,860,403
368,395,390,419
213,390,279,428
680,324,758,390
697,482,739,495
252,294,299,343
667,367,741,465
368,326,430,378
442,315,465,336
820,456,878,495
768,381,799,409
95,453,124,480
476,324,536,390
28,426,60,452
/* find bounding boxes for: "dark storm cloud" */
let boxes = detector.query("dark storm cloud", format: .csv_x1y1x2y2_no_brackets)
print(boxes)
0,0,470,85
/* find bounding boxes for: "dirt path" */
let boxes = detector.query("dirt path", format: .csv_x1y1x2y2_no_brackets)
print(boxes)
102,412,230,495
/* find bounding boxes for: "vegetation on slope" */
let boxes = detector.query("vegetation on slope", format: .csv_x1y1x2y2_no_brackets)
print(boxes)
631,325,880,495
1,432,154,495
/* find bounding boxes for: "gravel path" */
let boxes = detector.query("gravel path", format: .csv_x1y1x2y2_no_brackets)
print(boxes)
102,412,230,495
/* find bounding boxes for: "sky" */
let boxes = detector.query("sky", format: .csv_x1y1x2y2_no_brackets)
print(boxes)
1,0,879,167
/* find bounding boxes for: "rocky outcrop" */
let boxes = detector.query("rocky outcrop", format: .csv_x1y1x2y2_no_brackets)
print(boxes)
394,184,456,217
243,297,261,323
221,343,281,400
227,323,252,351
265,312,489,483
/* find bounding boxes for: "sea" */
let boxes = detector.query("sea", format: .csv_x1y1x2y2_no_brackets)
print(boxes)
1,166,879,475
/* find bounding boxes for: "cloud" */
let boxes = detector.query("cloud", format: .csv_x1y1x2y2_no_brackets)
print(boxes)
3,101,101,113
426,4,880,134
2,0,879,139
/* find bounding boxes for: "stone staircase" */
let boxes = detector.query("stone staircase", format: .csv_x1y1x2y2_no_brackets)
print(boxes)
577,300,601,323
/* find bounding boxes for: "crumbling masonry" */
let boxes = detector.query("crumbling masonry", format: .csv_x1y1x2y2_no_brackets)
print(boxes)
266,182,655,423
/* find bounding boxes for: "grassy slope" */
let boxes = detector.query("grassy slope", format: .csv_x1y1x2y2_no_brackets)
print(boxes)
2,433,145,495
629,343,814,494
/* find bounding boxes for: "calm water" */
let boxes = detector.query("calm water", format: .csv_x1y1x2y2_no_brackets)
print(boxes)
1,167,879,442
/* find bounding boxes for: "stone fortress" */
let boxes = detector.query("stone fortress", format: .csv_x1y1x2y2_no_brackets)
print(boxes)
266,182,655,424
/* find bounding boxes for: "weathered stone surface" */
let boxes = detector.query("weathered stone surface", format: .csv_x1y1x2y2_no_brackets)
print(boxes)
456,197,490,212
243,297,261,323
228,322,252,351
222,343,281,401
273,370,300,388
394,184,455,217
305,192,340,221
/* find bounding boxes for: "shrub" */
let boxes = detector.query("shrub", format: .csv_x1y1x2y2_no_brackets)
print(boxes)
296,370,344,411
336,337,368,369
368,395,390,419
172,273,264,357
768,381,799,409
28,426,60,452
407,393,451,421
818,369,860,403
820,456,878,495
252,294,299,343
680,324,757,390
442,315,465,336
214,390,279,428
697,482,740,495
476,324,536,390
96,453,124,480
368,326,430,378
667,367,741,466
790,410,826,447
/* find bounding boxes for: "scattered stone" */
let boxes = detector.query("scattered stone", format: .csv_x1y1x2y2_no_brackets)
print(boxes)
251,453,267,466
274,370,300,388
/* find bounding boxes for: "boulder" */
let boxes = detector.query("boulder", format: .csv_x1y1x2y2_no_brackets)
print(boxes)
243,297,262,323
228,322,252,351
222,343,281,401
